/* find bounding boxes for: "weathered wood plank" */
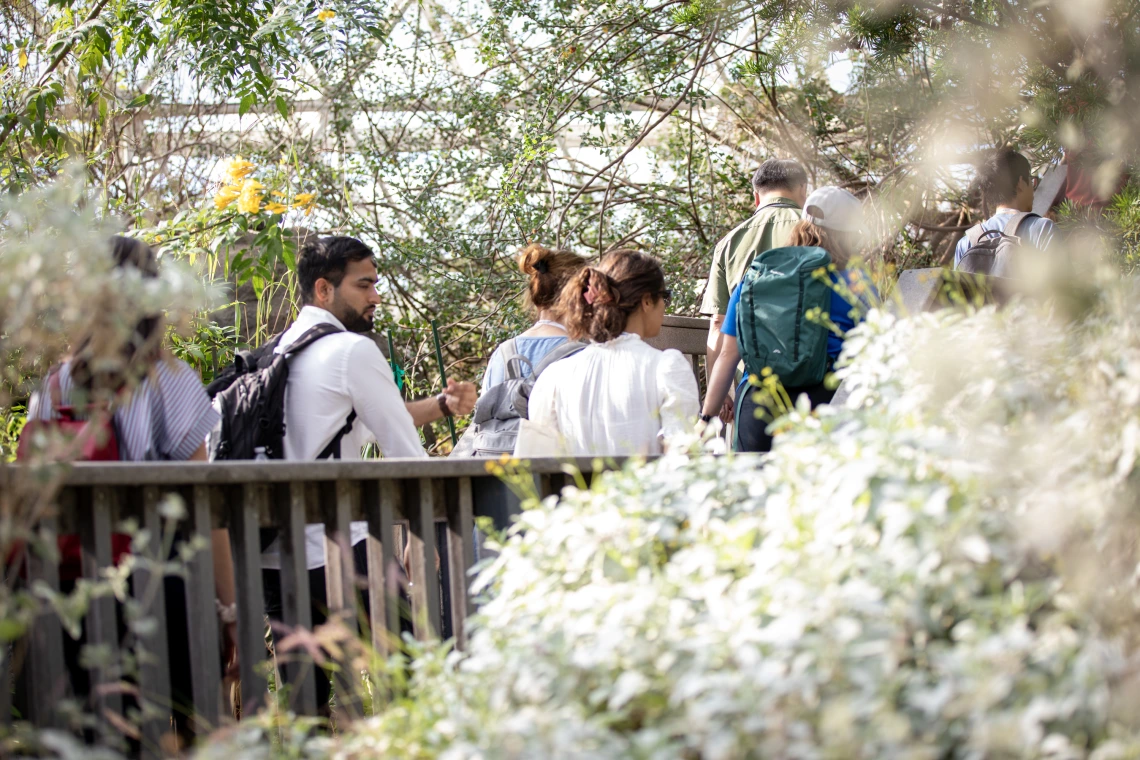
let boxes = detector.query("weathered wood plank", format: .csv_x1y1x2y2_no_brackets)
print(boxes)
446,477,475,650
323,481,358,632
232,483,267,716
324,479,362,719
407,479,440,640
134,486,173,759
25,514,65,728
364,480,399,660
78,486,122,723
187,485,222,731
43,456,631,487
276,482,316,716
646,315,707,356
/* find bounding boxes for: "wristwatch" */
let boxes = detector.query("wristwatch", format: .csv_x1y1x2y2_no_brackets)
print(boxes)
437,393,452,417
699,413,713,424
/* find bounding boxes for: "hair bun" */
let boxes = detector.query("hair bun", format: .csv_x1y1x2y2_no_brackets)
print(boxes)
518,243,552,276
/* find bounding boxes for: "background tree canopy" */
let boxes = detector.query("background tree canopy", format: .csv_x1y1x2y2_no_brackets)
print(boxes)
2,0,1137,450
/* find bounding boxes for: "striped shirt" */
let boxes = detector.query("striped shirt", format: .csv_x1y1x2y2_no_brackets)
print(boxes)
28,358,219,461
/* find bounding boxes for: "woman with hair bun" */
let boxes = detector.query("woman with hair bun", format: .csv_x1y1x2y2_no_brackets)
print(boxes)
522,249,699,456
480,243,587,390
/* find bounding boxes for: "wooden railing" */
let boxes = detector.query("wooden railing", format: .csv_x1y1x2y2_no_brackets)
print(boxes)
6,458,624,753
648,315,708,386
4,315,709,753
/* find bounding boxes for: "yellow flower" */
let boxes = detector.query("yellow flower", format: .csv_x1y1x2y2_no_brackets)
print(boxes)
317,9,336,21
271,190,287,198
213,183,241,210
237,179,265,214
17,49,27,70
224,156,256,183
292,192,317,215
265,201,288,214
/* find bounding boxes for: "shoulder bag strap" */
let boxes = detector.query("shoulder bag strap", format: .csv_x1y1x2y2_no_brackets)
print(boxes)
284,322,357,459
316,410,357,460
282,322,343,356
1003,211,1037,239
965,223,987,247
502,338,522,380
532,341,588,378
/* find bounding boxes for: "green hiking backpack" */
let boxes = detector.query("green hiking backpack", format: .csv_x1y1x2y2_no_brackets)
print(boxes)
735,245,833,387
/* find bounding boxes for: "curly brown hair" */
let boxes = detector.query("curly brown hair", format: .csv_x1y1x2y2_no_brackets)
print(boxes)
517,243,587,311
557,249,666,343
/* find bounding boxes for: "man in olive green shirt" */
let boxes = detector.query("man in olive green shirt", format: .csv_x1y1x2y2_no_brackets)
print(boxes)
702,159,808,419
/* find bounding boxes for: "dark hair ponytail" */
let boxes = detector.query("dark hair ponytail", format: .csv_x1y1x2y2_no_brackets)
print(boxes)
558,249,666,343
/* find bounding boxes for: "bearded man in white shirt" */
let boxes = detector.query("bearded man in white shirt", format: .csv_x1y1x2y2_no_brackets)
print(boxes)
276,235,475,459
261,236,476,708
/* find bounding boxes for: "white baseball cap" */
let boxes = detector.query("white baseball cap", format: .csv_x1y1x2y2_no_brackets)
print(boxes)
802,186,865,233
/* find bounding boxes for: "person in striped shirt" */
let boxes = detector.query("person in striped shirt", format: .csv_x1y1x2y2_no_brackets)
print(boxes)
26,236,232,742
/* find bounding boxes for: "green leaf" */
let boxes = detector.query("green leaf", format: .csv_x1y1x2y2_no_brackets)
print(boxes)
282,238,296,271
125,93,151,109
238,92,256,116
275,95,289,120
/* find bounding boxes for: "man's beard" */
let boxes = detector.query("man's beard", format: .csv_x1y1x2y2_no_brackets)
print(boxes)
333,296,375,333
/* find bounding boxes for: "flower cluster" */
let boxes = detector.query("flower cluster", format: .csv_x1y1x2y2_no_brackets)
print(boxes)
211,156,317,216
201,284,1140,758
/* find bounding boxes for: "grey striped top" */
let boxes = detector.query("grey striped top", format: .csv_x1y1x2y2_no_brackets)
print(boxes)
28,358,219,461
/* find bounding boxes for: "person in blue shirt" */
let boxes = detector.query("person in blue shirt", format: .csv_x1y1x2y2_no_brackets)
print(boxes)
954,148,1056,266
699,187,876,453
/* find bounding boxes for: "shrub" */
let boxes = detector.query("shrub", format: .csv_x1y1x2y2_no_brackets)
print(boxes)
198,279,1140,757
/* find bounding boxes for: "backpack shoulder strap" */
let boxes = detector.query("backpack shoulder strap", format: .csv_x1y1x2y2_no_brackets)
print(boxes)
501,338,523,381
966,223,988,247
281,322,343,356
532,340,588,378
316,410,357,460
1002,211,1038,238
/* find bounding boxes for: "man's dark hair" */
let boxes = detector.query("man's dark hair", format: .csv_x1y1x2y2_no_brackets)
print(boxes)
751,158,808,194
297,236,375,303
978,149,1032,206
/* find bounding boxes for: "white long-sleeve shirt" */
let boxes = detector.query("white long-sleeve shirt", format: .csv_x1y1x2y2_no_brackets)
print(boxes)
263,305,426,570
276,305,425,461
525,333,699,457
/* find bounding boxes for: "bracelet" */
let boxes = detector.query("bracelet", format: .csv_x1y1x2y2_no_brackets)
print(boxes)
437,393,452,418
216,599,237,624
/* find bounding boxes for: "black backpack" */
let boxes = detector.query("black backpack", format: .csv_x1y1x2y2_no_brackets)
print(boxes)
957,211,1038,277
208,323,356,461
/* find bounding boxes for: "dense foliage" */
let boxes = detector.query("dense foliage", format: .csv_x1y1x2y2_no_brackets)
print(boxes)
200,268,1140,758
3,0,1138,422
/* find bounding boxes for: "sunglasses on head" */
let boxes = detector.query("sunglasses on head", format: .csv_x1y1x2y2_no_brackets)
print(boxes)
661,288,673,305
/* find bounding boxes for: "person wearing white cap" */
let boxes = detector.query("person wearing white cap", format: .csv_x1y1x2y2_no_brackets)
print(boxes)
698,186,877,452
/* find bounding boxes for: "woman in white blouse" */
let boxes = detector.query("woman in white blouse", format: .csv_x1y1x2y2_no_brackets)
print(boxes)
522,249,699,456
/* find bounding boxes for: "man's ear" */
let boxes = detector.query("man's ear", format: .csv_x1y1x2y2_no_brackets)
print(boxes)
313,277,333,305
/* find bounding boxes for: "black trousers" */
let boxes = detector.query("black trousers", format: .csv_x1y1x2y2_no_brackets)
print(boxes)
735,381,836,453
261,540,377,709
